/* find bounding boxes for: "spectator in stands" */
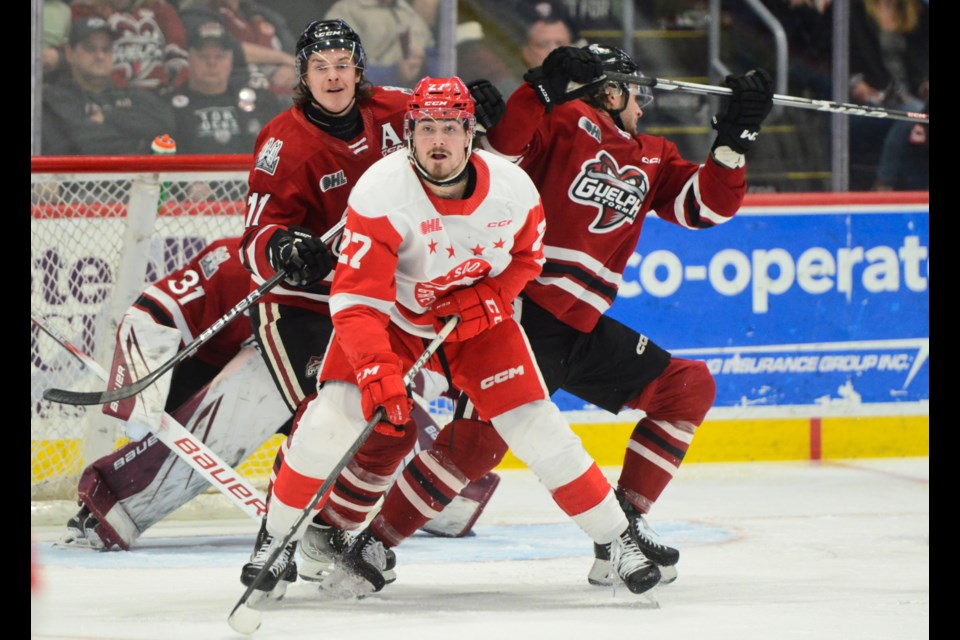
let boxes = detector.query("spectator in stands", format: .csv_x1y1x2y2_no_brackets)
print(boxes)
41,0,72,79
874,101,928,191
456,21,521,98
323,0,436,87
70,0,190,95
42,16,175,155
179,0,299,102
168,19,284,155
848,0,928,190
520,3,577,68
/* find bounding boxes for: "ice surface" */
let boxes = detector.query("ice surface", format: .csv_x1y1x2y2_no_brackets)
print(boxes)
31,459,929,640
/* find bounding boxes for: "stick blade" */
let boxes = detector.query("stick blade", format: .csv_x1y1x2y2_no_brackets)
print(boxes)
227,603,263,635
42,379,147,406
42,386,109,406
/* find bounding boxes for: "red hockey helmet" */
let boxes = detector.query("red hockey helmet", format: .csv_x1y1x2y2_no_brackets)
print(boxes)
405,76,476,141
405,77,478,185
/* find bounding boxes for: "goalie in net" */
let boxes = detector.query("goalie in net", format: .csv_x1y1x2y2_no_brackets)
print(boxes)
59,236,495,553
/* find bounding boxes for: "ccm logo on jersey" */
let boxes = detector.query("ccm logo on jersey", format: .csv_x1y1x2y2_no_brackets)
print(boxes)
480,365,524,389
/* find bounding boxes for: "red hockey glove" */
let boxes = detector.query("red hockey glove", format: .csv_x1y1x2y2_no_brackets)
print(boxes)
430,281,511,342
354,352,412,435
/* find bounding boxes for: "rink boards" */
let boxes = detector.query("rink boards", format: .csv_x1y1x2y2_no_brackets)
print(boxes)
543,191,929,464
32,192,929,483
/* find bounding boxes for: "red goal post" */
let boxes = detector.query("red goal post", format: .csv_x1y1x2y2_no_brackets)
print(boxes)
30,154,282,522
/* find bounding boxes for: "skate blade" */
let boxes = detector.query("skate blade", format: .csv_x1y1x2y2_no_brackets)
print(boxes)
317,567,378,599
297,559,336,583
53,535,105,551
658,564,678,585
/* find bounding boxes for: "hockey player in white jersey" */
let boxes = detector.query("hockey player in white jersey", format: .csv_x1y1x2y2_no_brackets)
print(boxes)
250,76,662,598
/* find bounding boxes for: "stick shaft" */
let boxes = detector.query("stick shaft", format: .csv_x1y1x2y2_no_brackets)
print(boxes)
605,72,928,124
229,316,459,619
42,219,347,407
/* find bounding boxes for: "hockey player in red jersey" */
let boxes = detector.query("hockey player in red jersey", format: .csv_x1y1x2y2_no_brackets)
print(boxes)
59,237,294,551
256,75,662,598
332,45,775,590
237,19,499,598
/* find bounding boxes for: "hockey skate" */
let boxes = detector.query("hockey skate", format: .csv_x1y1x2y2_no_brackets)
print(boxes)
319,528,396,597
298,519,353,583
57,505,105,550
240,521,298,602
609,527,661,595
588,492,679,587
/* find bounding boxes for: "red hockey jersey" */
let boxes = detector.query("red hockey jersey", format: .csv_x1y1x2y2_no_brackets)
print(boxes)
485,83,748,333
133,237,251,368
240,87,411,314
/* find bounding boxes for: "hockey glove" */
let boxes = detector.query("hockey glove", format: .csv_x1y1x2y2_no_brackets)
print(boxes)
467,79,506,132
711,68,774,155
355,352,412,436
429,280,511,342
266,226,334,288
523,45,605,112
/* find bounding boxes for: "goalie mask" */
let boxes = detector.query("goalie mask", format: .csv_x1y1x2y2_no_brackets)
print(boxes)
405,76,477,187
584,43,654,116
295,18,365,78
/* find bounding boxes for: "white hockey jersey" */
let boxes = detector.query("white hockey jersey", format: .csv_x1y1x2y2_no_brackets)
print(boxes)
330,149,546,366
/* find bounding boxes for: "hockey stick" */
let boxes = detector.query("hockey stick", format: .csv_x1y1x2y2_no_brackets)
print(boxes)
603,72,928,124
42,220,347,407
32,315,269,521
227,316,460,635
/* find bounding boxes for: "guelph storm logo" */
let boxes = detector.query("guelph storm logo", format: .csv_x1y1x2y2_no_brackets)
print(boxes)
568,151,649,233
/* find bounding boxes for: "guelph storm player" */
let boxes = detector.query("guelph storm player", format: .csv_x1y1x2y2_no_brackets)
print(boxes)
327,45,774,592
237,20,498,599
249,75,662,598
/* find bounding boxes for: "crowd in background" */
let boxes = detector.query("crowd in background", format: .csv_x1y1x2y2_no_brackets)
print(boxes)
35,0,929,192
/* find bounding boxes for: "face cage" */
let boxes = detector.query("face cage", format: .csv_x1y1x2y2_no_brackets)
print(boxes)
296,40,365,78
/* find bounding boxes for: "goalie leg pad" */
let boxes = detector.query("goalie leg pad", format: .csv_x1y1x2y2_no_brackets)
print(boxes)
80,346,290,546
420,471,501,538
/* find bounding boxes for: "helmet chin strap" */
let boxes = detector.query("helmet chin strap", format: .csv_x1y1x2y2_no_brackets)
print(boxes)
409,144,472,188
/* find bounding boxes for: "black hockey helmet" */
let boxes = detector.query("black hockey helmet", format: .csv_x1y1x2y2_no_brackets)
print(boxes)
295,19,365,77
584,43,653,108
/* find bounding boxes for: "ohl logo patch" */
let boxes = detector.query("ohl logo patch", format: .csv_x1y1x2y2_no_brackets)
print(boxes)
568,151,648,233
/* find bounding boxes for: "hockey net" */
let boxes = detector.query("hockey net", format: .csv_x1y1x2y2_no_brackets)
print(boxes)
30,155,283,524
